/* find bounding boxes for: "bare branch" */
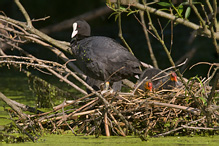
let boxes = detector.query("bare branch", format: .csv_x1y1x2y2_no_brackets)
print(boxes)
129,2,219,40
0,92,27,120
14,0,32,27
189,0,206,30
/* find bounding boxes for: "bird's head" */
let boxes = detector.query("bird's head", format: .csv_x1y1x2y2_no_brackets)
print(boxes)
144,81,153,92
71,20,91,39
170,72,177,82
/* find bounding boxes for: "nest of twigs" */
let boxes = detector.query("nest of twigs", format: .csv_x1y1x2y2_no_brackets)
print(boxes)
9,78,218,141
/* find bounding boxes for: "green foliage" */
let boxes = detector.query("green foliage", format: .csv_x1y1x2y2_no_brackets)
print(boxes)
157,1,193,20
185,7,191,19
0,119,36,143
157,2,172,7
107,3,139,21
27,74,76,108
186,75,207,105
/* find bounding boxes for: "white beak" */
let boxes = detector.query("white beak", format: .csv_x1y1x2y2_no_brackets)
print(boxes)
71,22,78,38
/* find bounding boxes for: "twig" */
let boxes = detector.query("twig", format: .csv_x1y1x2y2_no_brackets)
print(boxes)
14,0,32,27
53,92,96,111
48,69,87,95
169,8,173,53
67,98,99,119
0,20,83,78
208,72,219,108
128,2,219,39
154,116,206,137
181,125,219,130
109,112,126,136
117,0,142,72
0,55,88,95
133,77,148,94
0,15,69,51
24,36,85,78
139,11,158,68
32,16,50,22
212,0,218,32
148,101,201,115
133,14,158,40
0,60,56,69
140,61,154,68
189,0,206,30
61,99,77,136
189,62,219,70
8,113,37,142
118,12,133,54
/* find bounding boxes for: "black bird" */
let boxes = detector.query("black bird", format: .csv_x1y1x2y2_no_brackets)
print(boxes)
70,20,141,91
138,68,179,92
85,77,103,94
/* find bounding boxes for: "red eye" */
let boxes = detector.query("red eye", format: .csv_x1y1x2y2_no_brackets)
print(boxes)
78,25,80,28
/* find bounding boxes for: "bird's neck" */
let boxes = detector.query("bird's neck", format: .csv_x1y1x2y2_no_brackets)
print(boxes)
76,35,89,40
70,35,89,45
70,37,77,45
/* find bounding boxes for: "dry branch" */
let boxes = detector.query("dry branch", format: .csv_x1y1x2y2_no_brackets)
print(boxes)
0,92,27,120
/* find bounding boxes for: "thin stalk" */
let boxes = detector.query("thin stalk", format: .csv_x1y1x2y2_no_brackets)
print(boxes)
139,11,158,68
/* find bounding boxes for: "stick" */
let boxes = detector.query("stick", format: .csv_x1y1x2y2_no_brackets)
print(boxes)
147,101,201,115
139,11,158,68
104,112,110,136
0,92,27,120
154,116,206,137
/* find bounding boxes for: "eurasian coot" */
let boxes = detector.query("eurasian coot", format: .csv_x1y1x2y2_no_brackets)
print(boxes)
139,68,179,91
70,20,141,91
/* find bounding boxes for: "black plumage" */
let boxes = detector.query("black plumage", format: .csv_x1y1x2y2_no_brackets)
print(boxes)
139,68,178,91
85,77,103,94
70,20,141,87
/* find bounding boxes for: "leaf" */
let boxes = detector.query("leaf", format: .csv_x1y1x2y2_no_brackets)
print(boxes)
197,96,207,105
127,10,138,16
108,11,120,22
108,11,118,19
157,2,171,7
180,2,189,5
178,4,183,15
159,8,170,12
194,76,205,93
114,13,119,21
185,7,191,19
119,6,127,11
